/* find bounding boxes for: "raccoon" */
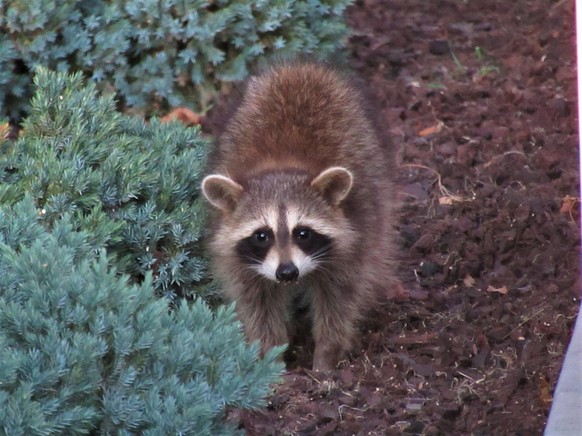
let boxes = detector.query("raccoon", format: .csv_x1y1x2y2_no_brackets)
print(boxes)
201,62,399,371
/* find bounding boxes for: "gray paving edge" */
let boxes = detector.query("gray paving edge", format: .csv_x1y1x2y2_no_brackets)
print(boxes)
544,301,582,435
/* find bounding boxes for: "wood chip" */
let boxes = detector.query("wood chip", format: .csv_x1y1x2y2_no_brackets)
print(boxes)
486,285,509,294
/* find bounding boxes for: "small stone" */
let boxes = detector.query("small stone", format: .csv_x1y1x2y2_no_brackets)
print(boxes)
429,39,451,55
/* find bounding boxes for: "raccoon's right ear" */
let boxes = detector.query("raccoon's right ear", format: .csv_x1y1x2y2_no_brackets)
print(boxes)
201,175,244,213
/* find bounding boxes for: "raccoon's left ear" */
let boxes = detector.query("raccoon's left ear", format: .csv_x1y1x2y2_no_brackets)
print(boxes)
311,167,353,206
201,175,244,213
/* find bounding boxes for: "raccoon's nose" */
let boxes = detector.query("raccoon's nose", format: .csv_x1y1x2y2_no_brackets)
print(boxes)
276,262,299,282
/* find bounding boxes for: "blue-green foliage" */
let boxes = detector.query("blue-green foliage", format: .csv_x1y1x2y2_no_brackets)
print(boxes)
0,197,285,435
0,67,210,300
0,0,353,120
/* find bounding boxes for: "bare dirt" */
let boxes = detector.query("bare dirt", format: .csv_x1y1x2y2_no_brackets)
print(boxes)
218,0,580,434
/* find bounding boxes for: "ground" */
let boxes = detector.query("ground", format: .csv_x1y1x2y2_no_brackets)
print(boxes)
216,0,580,434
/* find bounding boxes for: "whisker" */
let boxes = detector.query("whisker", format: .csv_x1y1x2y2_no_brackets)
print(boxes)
311,244,333,261
240,255,263,265
312,264,335,277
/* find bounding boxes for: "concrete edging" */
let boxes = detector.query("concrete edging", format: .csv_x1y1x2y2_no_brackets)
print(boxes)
544,303,582,435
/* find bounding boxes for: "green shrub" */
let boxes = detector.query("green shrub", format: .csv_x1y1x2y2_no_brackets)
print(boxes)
0,67,210,301
0,197,284,435
0,0,353,121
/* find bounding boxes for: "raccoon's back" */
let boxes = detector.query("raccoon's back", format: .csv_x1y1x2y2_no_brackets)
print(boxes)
213,63,386,181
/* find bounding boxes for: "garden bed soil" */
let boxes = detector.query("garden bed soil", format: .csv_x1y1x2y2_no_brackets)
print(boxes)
214,0,579,434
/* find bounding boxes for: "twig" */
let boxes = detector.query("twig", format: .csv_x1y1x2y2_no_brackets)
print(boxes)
401,163,468,203
502,306,547,340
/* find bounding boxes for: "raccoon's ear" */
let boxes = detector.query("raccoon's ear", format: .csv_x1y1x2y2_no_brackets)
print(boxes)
311,167,353,206
201,175,244,212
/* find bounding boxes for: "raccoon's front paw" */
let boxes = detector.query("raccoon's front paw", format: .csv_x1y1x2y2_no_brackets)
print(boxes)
312,358,334,372
312,347,341,372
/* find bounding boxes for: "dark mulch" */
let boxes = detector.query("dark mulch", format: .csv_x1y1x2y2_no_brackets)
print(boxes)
216,0,579,434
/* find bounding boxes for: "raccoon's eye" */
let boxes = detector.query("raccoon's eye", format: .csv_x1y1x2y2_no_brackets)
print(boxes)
237,228,273,262
292,227,332,257
293,227,311,240
253,229,271,246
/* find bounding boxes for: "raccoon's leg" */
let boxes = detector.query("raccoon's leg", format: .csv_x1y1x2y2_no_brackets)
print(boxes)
234,284,290,356
310,283,358,371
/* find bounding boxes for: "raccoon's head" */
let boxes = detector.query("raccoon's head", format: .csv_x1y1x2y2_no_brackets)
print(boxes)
202,167,356,284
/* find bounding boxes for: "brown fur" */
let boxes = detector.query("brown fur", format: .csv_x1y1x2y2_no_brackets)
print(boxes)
202,62,398,371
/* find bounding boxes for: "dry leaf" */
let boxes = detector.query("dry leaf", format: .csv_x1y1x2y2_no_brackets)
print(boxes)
463,274,475,288
0,122,11,142
486,285,509,295
538,374,552,406
560,195,579,215
161,107,203,126
559,195,580,223
418,123,442,137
